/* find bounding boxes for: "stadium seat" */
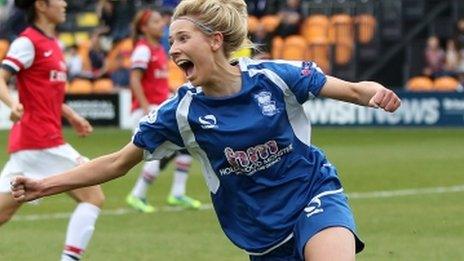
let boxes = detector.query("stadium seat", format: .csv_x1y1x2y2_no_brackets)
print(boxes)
68,79,93,94
271,36,284,59
248,16,259,33
260,15,281,33
281,36,308,60
0,39,10,61
76,12,99,28
307,38,330,73
168,60,186,92
355,14,376,44
433,76,460,92
59,32,75,47
329,14,354,44
301,15,330,44
93,78,114,93
406,76,433,91
74,32,90,45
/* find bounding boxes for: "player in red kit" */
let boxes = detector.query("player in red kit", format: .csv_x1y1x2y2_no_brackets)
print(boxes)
0,1,104,260
125,9,201,213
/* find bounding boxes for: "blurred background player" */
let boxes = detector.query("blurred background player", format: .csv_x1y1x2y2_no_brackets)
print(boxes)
125,8,201,213
0,0,104,261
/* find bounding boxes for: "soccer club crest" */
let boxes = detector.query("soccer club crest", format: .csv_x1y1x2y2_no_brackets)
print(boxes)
300,61,313,76
254,91,279,116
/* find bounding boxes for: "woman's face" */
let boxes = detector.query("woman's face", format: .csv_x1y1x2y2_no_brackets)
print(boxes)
143,12,165,40
169,19,216,86
40,0,67,24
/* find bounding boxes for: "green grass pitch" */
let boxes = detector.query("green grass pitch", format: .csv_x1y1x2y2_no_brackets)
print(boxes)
0,127,463,260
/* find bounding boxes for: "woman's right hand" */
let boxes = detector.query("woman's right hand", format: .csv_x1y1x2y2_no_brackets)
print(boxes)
9,102,24,122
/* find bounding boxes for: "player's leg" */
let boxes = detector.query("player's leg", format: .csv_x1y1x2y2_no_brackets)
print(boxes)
126,106,160,213
63,185,104,261
166,151,201,209
295,161,364,260
0,193,21,225
126,160,160,213
0,158,23,225
35,144,105,261
304,227,355,260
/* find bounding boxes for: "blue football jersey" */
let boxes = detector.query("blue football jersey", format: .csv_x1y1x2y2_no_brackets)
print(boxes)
133,58,328,253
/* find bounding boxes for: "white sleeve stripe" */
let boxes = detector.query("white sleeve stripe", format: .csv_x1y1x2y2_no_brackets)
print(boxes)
2,60,20,72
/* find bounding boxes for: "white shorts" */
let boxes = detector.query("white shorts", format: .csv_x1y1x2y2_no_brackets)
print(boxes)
130,105,159,130
0,144,88,193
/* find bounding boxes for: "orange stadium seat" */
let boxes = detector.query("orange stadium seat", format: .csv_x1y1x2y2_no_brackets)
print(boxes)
260,15,281,33
355,14,376,44
406,76,433,91
271,36,284,59
329,14,354,43
307,38,330,73
248,16,260,33
68,79,93,94
168,60,186,92
93,78,114,93
0,39,9,61
301,15,330,44
433,76,460,91
281,36,308,60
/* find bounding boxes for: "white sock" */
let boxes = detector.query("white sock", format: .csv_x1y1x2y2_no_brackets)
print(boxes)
131,160,160,199
170,154,191,197
62,202,100,261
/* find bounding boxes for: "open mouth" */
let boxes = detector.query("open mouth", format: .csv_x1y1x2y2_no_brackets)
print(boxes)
177,59,195,79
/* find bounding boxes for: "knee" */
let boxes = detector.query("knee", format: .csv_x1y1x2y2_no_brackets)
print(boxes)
0,212,13,225
75,187,105,208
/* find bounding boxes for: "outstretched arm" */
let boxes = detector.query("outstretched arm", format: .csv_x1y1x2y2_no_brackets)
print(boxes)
319,76,401,112
11,143,143,202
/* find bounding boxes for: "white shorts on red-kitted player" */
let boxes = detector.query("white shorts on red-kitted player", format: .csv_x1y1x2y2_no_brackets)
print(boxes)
0,144,88,193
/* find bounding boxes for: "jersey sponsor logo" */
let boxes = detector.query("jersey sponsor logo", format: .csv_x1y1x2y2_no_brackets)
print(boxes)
44,50,53,57
254,91,279,116
198,114,218,129
219,140,293,176
304,197,323,217
49,70,67,82
300,61,313,76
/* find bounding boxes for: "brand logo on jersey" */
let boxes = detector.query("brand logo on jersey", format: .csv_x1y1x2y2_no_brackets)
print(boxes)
304,197,323,217
254,91,279,116
60,61,67,71
199,115,218,129
44,50,53,57
219,140,293,176
49,70,67,82
146,109,158,124
300,61,313,76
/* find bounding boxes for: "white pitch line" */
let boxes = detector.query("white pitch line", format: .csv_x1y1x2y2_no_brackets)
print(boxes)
11,184,464,222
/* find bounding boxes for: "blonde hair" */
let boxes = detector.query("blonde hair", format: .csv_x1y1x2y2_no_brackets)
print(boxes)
172,0,251,58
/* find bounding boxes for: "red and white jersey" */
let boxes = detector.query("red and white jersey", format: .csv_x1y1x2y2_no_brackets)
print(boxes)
2,26,67,153
130,38,169,110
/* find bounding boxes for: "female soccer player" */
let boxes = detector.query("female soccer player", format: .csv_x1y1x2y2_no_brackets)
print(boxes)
0,1,104,260
125,8,201,213
11,0,401,259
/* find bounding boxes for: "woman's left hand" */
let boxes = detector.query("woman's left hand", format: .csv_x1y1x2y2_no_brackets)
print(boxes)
70,116,93,137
